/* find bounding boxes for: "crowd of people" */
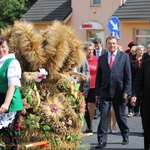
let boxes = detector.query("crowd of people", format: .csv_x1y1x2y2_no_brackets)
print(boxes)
79,36,150,150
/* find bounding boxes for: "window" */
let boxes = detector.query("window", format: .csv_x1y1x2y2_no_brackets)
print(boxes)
135,29,150,47
92,0,101,5
87,30,104,47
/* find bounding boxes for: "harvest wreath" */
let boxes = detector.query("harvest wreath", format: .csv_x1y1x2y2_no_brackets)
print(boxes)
0,20,89,150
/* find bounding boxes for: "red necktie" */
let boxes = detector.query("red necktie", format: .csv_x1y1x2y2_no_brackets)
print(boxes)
109,54,114,70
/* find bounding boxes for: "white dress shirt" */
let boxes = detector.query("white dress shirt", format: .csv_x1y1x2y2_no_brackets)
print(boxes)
108,50,118,64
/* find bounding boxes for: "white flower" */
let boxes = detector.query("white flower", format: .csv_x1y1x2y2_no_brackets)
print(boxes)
35,68,48,82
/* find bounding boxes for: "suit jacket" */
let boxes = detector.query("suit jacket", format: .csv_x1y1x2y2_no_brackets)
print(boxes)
142,52,150,61
93,48,107,57
132,59,150,104
77,56,90,93
95,50,132,99
132,58,150,149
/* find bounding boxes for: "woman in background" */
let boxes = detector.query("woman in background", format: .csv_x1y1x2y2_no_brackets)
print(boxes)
83,41,98,132
128,45,144,117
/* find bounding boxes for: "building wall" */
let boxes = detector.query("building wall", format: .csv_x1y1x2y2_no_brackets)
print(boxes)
32,0,150,50
120,20,150,50
67,0,121,46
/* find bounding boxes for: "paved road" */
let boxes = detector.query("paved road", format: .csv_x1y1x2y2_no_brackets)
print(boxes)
81,112,144,150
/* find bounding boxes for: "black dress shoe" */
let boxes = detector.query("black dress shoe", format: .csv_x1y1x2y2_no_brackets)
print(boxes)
122,139,129,145
95,142,106,149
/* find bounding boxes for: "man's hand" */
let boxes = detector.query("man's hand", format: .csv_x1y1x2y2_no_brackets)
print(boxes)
0,103,9,114
95,96,100,101
130,96,137,106
123,93,128,100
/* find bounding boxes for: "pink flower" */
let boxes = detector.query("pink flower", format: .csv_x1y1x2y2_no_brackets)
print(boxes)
50,103,59,113
46,97,64,119
21,98,31,115
79,102,86,115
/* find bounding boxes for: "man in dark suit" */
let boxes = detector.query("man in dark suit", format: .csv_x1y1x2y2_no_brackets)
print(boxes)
95,36,132,149
131,59,150,150
93,37,107,119
93,37,107,57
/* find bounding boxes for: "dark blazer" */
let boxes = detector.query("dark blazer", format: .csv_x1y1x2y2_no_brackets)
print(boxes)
95,50,132,99
132,59,150,149
132,59,150,98
142,52,150,61
93,48,107,56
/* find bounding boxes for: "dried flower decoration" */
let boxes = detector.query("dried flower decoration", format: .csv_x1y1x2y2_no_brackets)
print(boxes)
62,116,73,129
43,97,64,120
26,114,41,130
35,68,48,82
21,98,31,115
79,101,86,115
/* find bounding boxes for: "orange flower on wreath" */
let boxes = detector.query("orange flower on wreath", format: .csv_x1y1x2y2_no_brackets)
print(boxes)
21,98,31,114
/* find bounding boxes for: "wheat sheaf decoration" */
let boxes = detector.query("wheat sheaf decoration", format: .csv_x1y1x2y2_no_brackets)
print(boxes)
0,20,88,150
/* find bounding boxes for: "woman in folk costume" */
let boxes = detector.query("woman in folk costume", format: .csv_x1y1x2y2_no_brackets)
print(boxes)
0,36,23,150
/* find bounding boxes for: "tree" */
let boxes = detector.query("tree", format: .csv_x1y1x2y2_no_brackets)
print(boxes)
0,0,37,29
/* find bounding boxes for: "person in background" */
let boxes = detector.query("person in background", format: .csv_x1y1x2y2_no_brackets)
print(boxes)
140,43,150,135
93,37,107,119
76,55,91,133
108,102,117,134
143,44,150,60
125,41,137,54
93,37,107,57
129,45,137,62
130,45,137,55
0,36,23,150
127,45,144,117
83,41,98,132
95,36,131,149
130,58,150,150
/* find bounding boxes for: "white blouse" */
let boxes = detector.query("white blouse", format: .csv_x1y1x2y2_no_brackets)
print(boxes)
0,54,21,87
0,54,21,129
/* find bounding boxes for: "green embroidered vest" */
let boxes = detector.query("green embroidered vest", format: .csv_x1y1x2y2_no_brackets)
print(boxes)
0,58,23,111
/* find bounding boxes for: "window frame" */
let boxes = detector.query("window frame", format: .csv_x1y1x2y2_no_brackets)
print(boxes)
91,0,101,6
87,30,104,47
135,28,150,46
